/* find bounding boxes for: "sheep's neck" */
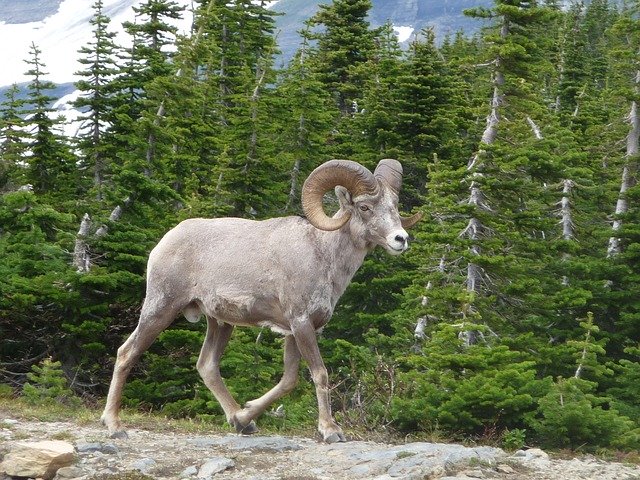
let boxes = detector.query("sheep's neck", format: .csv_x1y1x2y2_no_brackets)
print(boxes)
321,227,368,305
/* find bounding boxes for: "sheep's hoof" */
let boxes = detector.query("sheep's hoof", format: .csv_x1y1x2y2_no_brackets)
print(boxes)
324,431,346,443
108,429,129,440
236,420,259,435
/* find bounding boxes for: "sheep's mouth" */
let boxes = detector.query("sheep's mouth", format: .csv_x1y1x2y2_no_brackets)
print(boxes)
386,244,406,255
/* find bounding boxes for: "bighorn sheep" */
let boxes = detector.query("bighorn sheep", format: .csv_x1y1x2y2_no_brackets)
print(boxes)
101,159,422,443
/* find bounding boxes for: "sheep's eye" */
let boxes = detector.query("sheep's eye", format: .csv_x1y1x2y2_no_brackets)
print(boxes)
359,204,370,212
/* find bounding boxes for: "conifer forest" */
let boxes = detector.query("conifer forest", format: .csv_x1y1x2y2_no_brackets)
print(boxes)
2,0,640,450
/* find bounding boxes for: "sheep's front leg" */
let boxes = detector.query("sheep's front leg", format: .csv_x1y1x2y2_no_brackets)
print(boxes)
292,320,346,443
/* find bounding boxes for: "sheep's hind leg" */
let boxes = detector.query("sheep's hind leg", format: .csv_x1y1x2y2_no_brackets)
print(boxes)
233,335,301,429
196,318,257,434
101,301,178,438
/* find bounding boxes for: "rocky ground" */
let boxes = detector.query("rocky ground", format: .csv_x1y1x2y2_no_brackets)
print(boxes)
1,416,640,480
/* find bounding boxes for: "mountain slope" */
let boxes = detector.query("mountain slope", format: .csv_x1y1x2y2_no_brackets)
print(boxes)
0,0,196,88
272,0,492,64
0,0,63,23
0,0,493,87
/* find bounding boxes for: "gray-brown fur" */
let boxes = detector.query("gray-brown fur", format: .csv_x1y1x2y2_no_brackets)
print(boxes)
101,159,421,443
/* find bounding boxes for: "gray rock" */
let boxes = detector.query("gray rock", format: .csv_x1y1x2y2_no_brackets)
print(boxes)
459,468,485,478
129,457,156,473
496,463,515,474
189,435,303,452
76,442,119,455
54,465,87,479
1,419,18,425
297,440,505,479
511,448,550,467
438,477,476,480
197,457,234,478
180,465,198,477
513,448,548,460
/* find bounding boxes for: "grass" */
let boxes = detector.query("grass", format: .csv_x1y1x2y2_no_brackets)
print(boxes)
0,396,320,439
50,431,77,441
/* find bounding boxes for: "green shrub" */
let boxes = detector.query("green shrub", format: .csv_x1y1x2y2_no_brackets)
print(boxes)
502,428,527,451
0,383,14,399
390,332,551,438
529,377,636,450
22,357,80,406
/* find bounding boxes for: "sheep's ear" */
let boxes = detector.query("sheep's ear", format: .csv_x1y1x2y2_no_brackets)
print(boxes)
335,185,353,209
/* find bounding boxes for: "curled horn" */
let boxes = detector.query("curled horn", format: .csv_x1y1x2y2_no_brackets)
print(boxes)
400,211,423,229
374,158,423,229
374,159,403,194
302,160,378,231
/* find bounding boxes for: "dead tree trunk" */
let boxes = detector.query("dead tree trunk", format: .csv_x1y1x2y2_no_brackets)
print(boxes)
457,17,509,341
73,214,93,273
558,179,576,286
608,71,640,257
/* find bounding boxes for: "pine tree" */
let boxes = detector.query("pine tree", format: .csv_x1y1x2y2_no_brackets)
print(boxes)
73,0,121,200
596,0,640,351
276,31,338,213
437,1,557,333
606,3,640,257
113,0,185,164
0,188,76,382
189,0,283,216
393,28,472,206
307,0,376,116
123,0,184,82
22,357,80,406
22,43,75,199
0,84,28,190
554,2,589,119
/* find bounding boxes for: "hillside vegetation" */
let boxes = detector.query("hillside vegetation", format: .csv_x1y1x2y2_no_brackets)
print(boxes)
1,0,640,451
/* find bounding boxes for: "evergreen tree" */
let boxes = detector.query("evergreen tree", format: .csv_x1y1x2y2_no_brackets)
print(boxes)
73,0,121,200
1,0,639,449
22,357,80,406
0,188,76,382
22,43,75,199
0,84,28,190
392,28,472,205
598,0,640,350
307,0,376,115
276,32,338,213
188,0,283,216
554,2,589,119
123,0,184,82
113,0,185,163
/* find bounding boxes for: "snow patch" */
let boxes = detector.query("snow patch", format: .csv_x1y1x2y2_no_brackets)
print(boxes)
393,25,414,43
53,91,86,137
0,0,192,87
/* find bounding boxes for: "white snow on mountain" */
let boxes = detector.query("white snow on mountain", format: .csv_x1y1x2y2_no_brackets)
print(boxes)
52,90,85,137
393,26,414,43
1,0,411,137
0,0,193,88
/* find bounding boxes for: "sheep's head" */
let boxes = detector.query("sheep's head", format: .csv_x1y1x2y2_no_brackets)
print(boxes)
302,159,422,255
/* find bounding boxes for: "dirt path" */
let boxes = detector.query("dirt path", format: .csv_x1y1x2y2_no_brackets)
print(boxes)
2,416,640,480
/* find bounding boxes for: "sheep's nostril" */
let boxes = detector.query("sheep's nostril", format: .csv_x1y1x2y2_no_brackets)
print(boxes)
395,234,407,244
